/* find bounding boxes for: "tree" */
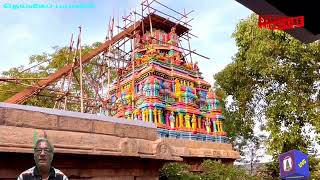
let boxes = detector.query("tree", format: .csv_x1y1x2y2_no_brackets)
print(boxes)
159,160,262,180
214,13,320,177
0,42,118,113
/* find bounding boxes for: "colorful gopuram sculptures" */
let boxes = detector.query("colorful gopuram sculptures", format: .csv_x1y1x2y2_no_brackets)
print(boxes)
106,26,228,143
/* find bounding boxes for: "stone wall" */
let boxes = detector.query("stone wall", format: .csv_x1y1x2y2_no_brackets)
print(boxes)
0,152,162,180
0,103,240,179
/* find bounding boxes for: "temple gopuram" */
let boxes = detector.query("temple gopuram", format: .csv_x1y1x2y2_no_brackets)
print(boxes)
105,14,228,144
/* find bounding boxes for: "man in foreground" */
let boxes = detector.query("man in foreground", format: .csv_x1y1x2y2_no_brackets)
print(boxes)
17,138,68,180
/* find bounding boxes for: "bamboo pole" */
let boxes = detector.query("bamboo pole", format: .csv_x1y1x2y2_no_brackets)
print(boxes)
78,26,84,113
131,8,137,119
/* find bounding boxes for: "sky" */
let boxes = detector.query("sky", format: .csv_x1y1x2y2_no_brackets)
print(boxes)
0,0,252,86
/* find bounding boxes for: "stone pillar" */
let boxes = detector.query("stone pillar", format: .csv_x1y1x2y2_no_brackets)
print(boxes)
217,121,222,132
175,114,179,128
147,109,150,122
149,108,153,123
153,109,158,125
162,110,165,124
165,112,170,127
169,112,175,129
133,112,137,121
158,109,162,125
215,121,218,132
141,109,147,122
142,110,145,122
143,109,147,122
201,119,206,129
213,121,217,132
197,116,202,129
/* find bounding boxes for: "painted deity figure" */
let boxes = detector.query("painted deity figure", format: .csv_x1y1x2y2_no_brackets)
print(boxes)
143,80,150,96
168,49,175,56
154,79,160,96
139,83,143,96
146,44,157,57
134,30,141,48
214,98,220,109
186,62,193,70
137,110,142,121
175,79,181,93
193,61,199,71
163,81,170,94
205,118,211,133
185,113,191,128
169,112,175,129
191,114,197,130
134,114,138,121
168,50,175,64
142,32,152,45
134,52,143,65
168,27,177,45
173,52,183,65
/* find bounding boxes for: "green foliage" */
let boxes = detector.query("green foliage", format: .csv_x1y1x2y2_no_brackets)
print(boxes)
214,13,320,176
0,42,117,112
0,66,50,103
160,162,200,180
160,160,260,180
201,160,259,180
310,160,320,180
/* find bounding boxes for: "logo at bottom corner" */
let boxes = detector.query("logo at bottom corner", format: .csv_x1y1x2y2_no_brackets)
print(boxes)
283,156,293,172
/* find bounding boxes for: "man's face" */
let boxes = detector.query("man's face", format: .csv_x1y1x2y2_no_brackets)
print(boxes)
34,141,53,169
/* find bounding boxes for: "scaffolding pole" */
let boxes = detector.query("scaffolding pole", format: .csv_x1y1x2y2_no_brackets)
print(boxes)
131,8,136,120
78,26,84,113
184,9,193,63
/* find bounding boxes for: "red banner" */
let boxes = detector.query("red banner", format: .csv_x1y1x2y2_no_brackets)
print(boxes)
258,15,304,30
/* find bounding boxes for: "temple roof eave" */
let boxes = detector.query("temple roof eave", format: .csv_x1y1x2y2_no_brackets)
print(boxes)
109,65,211,92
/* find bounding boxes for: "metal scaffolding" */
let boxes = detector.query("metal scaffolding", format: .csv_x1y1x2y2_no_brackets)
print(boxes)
3,0,209,114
